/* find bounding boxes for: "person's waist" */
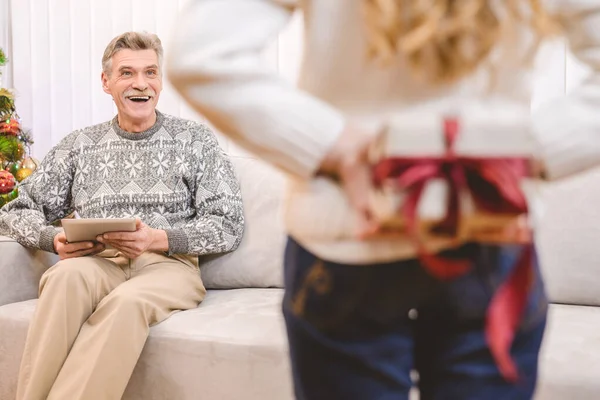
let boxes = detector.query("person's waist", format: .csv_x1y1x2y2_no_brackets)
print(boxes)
283,177,542,245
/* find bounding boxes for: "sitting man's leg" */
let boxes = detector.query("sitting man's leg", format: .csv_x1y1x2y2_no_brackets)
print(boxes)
47,251,206,400
17,255,128,400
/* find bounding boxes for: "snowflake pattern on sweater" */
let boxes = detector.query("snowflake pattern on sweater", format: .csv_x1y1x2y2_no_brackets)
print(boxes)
0,111,245,256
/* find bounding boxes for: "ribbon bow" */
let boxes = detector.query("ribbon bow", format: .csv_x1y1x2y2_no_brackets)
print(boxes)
372,117,535,382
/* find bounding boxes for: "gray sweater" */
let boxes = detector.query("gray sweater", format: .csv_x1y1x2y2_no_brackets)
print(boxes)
0,111,244,256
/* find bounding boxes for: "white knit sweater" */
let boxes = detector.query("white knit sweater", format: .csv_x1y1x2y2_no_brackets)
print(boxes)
168,0,600,264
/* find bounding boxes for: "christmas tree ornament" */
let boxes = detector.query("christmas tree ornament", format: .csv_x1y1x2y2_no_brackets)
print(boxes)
21,157,39,171
0,118,20,136
0,170,16,194
8,162,19,175
8,188,18,201
15,167,33,182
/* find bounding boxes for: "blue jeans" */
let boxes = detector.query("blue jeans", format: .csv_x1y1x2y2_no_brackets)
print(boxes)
282,238,548,400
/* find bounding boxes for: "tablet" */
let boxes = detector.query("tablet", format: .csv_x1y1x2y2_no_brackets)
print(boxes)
61,218,137,243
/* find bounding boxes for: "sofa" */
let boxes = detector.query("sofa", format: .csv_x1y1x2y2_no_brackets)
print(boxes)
1,155,600,399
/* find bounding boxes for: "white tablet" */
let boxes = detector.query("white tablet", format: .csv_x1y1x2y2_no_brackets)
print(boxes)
61,218,137,243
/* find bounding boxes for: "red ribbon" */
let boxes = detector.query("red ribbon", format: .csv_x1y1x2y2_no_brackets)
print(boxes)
372,117,534,382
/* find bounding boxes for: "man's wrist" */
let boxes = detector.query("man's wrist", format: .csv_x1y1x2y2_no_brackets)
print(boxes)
40,226,62,254
150,229,169,252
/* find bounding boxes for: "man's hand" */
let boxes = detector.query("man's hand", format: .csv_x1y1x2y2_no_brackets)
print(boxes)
97,218,169,259
54,232,105,260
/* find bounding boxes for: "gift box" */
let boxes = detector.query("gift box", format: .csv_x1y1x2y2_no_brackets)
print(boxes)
367,110,540,247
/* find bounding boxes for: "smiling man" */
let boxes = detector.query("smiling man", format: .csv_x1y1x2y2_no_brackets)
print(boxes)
0,32,244,400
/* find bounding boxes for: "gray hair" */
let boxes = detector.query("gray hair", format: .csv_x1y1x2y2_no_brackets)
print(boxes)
102,31,164,76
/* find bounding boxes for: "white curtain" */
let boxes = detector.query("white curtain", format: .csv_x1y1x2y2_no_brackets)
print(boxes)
5,0,303,158
2,0,587,159
532,38,593,109
0,0,12,89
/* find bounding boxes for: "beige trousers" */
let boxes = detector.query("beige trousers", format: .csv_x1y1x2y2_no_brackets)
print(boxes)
16,250,206,400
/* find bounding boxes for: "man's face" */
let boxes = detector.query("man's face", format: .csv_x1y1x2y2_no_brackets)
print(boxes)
101,49,162,127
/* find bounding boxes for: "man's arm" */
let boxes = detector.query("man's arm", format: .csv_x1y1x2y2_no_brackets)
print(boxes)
162,124,245,256
0,143,76,252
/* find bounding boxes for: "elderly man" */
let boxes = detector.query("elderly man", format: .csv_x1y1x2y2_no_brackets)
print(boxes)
0,31,244,400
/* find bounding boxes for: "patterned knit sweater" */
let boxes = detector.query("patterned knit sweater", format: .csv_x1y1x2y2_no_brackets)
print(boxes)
0,111,245,256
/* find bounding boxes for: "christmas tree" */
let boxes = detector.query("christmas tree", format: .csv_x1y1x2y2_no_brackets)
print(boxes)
0,47,37,207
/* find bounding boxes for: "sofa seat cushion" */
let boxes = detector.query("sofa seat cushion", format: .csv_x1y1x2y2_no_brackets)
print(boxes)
536,304,600,399
0,288,294,400
5,293,597,399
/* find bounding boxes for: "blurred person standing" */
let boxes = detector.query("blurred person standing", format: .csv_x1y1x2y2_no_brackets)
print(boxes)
167,1,600,399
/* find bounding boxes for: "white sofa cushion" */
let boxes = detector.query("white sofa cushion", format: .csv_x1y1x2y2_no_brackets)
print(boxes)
0,289,294,400
200,157,287,289
0,236,59,306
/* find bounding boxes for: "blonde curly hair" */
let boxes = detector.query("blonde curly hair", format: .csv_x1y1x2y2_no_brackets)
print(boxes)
363,0,561,84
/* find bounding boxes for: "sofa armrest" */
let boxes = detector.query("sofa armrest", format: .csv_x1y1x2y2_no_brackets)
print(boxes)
0,236,59,307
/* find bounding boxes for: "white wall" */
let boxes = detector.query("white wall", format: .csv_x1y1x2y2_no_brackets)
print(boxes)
0,1,588,160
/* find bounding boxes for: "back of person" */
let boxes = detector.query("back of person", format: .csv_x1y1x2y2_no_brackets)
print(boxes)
285,0,559,262
169,0,599,264
167,1,600,399
298,0,537,119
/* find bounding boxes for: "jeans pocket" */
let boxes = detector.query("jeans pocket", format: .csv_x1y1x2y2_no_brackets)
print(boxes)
283,240,372,333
